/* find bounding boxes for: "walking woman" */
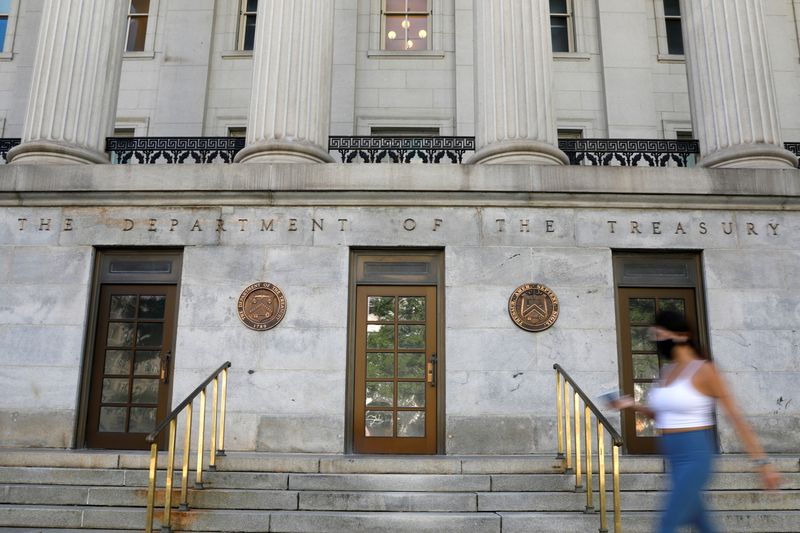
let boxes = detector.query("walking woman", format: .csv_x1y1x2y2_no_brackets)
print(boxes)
613,310,781,533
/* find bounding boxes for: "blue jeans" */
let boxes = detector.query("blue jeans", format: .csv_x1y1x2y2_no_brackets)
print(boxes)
657,428,717,533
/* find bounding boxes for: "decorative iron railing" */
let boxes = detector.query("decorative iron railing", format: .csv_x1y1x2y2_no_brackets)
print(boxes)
554,364,623,533
328,136,476,163
0,138,21,164
106,137,245,164
785,142,800,168
558,138,700,167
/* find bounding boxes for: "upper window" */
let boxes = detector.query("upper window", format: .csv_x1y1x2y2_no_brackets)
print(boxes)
663,0,683,55
125,0,149,52
382,0,430,51
0,0,11,52
550,0,573,53
238,0,258,51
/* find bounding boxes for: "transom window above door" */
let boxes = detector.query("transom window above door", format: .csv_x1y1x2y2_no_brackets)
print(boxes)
382,0,431,51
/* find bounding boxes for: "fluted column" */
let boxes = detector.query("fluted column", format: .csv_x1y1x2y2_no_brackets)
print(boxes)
468,0,567,165
681,0,797,168
235,0,334,164
7,0,128,165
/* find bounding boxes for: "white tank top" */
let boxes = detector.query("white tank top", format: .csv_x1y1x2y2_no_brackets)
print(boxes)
648,360,715,430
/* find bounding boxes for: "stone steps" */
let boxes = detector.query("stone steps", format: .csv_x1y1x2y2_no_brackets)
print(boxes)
0,450,798,532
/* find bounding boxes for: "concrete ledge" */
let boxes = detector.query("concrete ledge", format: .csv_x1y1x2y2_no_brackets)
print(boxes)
269,510,501,533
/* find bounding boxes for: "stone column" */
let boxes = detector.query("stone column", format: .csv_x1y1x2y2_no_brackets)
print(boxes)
235,0,335,163
681,0,797,168
468,0,567,165
7,0,128,165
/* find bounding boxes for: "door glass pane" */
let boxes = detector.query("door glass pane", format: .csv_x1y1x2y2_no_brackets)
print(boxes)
398,325,425,349
634,382,658,436
658,298,685,316
366,352,394,378
398,297,425,321
132,379,158,403
109,295,137,319
367,324,394,349
629,298,655,324
365,382,394,407
136,323,163,347
101,378,129,403
398,353,425,378
129,407,156,433
631,326,655,351
138,295,166,319
134,351,160,375
365,411,393,437
633,354,660,380
107,323,135,346
368,296,395,321
398,411,425,437
99,406,126,432
398,382,425,407
104,350,133,375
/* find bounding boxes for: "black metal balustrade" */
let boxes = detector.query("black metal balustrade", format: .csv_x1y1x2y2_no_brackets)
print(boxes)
106,137,245,164
329,136,476,163
785,142,800,168
558,138,701,167
0,138,21,164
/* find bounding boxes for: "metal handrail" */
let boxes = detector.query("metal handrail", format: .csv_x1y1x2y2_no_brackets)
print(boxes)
144,361,231,533
554,363,623,533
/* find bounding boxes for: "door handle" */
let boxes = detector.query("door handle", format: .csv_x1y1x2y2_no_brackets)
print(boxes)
160,351,171,384
427,354,437,387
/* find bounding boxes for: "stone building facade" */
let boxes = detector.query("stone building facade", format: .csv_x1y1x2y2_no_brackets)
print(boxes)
0,0,799,456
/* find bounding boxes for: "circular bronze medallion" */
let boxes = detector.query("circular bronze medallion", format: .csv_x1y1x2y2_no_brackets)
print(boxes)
508,283,560,332
237,282,287,331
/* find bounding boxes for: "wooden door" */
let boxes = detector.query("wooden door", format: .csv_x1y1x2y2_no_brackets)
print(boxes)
618,287,698,454
85,285,177,449
354,286,437,454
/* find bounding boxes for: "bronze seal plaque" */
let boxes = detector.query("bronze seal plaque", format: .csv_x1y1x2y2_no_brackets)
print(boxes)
237,282,287,331
508,283,560,332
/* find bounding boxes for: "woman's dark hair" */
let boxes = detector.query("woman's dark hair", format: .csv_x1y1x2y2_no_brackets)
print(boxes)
653,310,707,359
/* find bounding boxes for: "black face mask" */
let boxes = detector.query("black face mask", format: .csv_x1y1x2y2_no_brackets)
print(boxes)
656,339,676,360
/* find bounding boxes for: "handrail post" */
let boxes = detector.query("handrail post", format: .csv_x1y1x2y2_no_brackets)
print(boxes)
574,392,582,489
145,442,158,533
217,367,228,456
209,377,219,469
584,405,594,512
613,444,622,533
195,387,207,488
597,423,608,533
564,384,572,471
162,419,177,532
556,371,564,461
179,401,193,511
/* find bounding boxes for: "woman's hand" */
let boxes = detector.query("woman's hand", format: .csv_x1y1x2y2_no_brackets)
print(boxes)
758,464,782,491
609,395,634,410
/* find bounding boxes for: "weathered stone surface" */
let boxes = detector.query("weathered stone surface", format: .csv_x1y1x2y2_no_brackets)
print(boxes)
0,410,76,448
256,415,344,453
445,416,536,454
298,490,477,512
288,473,491,492
269,510,501,532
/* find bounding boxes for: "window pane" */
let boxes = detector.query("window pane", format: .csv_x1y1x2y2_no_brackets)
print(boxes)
107,323,135,347
101,378,129,403
366,382,394,407
629,298,655,324
398,297,425,321
549,0,568,15
665,19,684,55
138,295,166,319
551,17,569,52
243,14,257,50
367,324,395,349
658,298,685,316
130,0,150,15
398,353,425,378
99,406,126,432
398,382,425,407
631,326,655,351
367,352,394,378
398,325,424,349
398,411,425,437
636,412,658,437
385,0,406,12
368,296,395,321
0,0,11,13
129,407,156,433
110,295,137,319
126,16,147,52
136,323,163,347
365,411,393,437
104,350,133,375
132,378,158,403
0,18,7,51
633,353,660,380
134,350,161,376
406,0,429,12
663,0,681,17
246,0,258,12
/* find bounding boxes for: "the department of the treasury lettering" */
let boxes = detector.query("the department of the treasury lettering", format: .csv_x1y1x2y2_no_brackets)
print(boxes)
508,284,560,332
237,282,287,331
